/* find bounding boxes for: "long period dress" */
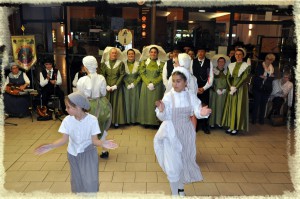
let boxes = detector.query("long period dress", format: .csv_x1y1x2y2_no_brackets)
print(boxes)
154,89,205,183
222,62,250,131
100,60,126,125
76,73,111,139
209,67,228,126
123,60,141,123
138,58,164,125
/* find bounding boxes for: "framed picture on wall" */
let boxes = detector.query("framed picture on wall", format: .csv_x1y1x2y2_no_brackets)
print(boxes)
260,37,282,53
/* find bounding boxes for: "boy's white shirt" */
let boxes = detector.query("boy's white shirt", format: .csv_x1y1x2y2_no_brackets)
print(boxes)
58,114,100,156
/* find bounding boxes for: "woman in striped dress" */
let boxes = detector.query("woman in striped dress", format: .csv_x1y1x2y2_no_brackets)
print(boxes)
154,67,211,196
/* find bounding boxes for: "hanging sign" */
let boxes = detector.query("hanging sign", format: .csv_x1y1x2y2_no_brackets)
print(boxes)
11,35,37,71
118,29,133,45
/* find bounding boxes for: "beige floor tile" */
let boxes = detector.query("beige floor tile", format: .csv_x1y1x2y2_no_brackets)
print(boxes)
198,163,209,172
203,142,222,148
262,183,291,195
248,154,271,163
44,171,69,182
4,182,30,192
117,154,137,163
62,162,70,171
146,182,171,195
250,147,272,155
201,172,224,182
136,154,156,162
6,162,25,171
41,161,66,171
211,154,233,163
226,163,250,172
100,182,123,193
20,171,49,182
242,172,269,183
49,182,71,193
129,135,146,141
127,146,146,154
57,153,68,162
215,182,244,195
198,147,219,155
284,183,295,192
193,182,219,196
206,163,229,171
19,161,46,171
266,154,288,163
37,153,61,162
245,163,271,172
265,173,292,183
112,171,135,182
103,152,118,162
229,155,252,163
220,172,247,182
99,171,113,182
119,140,137,147
24,182,53,192
236,142,255,148
145,146,155,155
197,154,214,163
215,147,236,155
233,147,254,155
126,163,147,171
3,161,14,171
157,172,168,182
4,145,22,153
4,171,27,182
135,172,157,182
265,163,289,172
104,162,126,171
220,141,239,148
184,183,195,196
3,153,23,162
146,162,162,172
137,140,154,147
109,146,128,154
238,183,268,195
114,134,130,141
123,182,146,194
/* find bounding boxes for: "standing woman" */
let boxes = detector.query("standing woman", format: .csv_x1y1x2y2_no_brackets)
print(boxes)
100,47,126,127
122,48,142,124
138,45,167,127
251,53,275,124
209,55,230,128
222,48,251,135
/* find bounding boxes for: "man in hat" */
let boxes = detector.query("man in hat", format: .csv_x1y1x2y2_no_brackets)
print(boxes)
39,56,67,115
191,46,214,134
162,46,181,88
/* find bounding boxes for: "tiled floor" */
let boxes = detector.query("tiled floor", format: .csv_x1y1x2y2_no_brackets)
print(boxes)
1,116,296,197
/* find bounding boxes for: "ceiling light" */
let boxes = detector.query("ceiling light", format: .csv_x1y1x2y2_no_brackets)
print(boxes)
198,10,205,12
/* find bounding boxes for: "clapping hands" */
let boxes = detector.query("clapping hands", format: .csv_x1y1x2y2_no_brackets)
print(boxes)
102,140,118,149
200,106,211,117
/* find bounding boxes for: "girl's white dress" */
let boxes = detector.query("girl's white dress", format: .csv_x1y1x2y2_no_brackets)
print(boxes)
154,88,207,183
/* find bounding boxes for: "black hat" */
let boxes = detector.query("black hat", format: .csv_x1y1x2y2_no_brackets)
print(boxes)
196,45,208,51
43,56,54,64
172,45,181,52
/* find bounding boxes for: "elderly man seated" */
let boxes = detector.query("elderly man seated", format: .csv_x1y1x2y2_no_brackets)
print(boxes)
3,62,30,117
268,70,293,117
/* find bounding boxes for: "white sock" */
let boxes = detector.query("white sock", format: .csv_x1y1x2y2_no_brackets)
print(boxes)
170,182,179,195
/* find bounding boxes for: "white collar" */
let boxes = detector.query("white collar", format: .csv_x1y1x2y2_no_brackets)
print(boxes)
124,60,139,74
145,58,161,66
228,62,248,77
105,60,121,69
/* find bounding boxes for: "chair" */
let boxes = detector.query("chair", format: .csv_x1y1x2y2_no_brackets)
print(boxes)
47,94,63,121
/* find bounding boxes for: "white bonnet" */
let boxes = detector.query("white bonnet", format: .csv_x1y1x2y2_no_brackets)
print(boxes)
172,66,190,82
178,53,191,70
82,56,98,73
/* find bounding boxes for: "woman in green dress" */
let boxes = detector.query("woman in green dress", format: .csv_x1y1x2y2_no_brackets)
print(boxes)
221,48,250,135
209,56,230,128
123,49,141,124
100,47,126,127
138,45,167,127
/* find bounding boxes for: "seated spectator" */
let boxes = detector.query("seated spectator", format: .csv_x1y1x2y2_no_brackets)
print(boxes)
39,57,67,114
72,64,88,92
268,70,293,116
3,62,30,117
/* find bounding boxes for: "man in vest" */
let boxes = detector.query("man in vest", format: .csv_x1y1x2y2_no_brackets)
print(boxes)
39,57,67,115
162,46,181,88
191,46,214,134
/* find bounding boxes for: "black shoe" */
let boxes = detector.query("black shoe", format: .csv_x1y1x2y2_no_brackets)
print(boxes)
230,130,238,136
225,129,231,134
178,189,185,196
114,124,119,129
100,151,109,159
203,128,210,134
